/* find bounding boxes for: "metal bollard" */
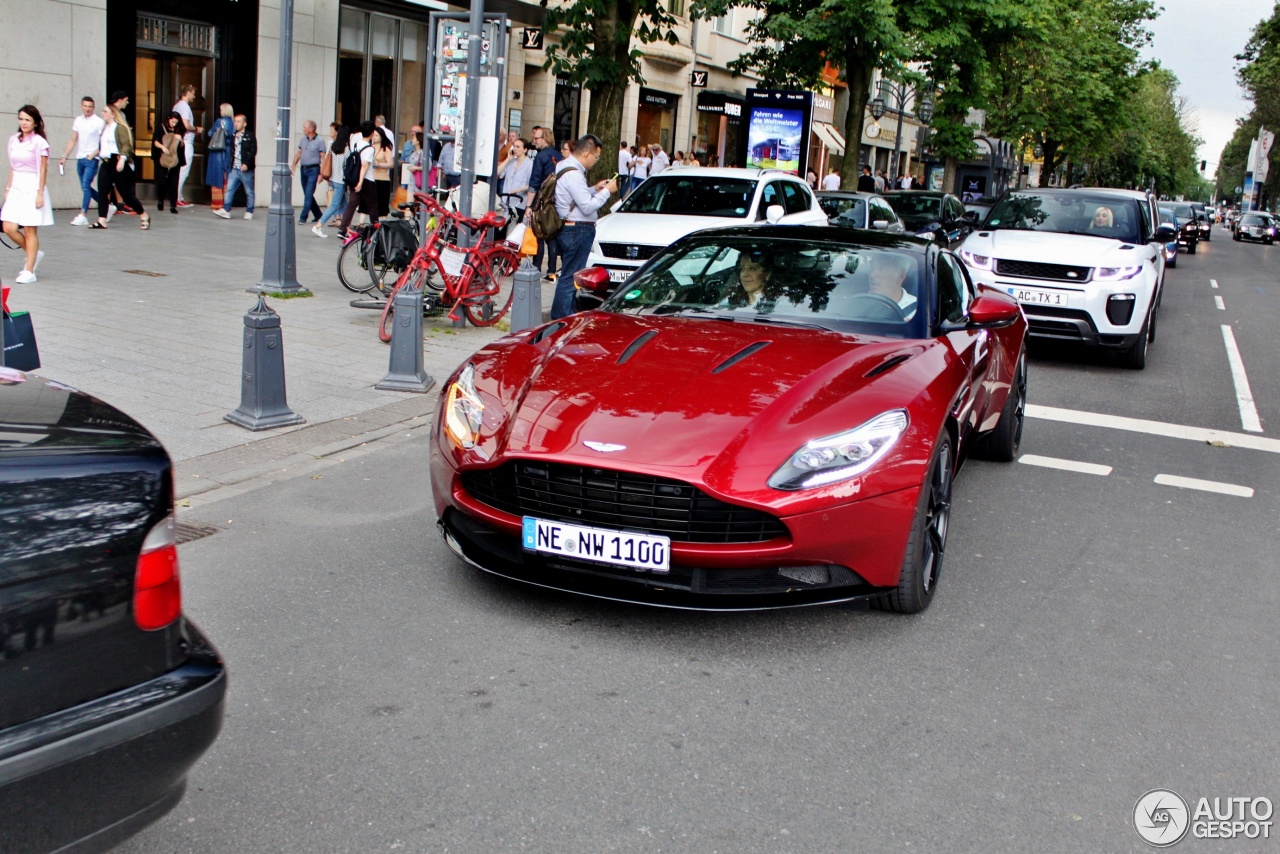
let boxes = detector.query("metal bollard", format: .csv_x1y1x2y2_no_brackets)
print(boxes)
375,278,435,393
509,256,543,333
226,296,305,431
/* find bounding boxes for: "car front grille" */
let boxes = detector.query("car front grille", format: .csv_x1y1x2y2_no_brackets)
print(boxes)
462,461,788,544
995,259,1092,282
599,243,662,261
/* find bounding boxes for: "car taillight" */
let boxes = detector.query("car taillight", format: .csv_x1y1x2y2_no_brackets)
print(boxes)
134,514,182,631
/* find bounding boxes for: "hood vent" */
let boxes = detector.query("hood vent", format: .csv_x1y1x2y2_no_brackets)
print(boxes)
711,340,772,374
617,330,659,365
531,321,567,344
864,353,912,378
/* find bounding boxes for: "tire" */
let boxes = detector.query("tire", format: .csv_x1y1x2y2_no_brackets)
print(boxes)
338,236,376,294
462,247,519,327
1233,233,1241,242
368,229,401,296
1118,315,1149,369
1148,288,1161,343
974,350,1026,462
1186,239,1197,254
1167,255,1176,268
873,436,953,614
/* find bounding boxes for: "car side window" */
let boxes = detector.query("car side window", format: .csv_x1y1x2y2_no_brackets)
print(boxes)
946,197,962,220
870,198,896,226
1138,200,1153,242
780,182,806,216
936,254,973,325
757,182,783,220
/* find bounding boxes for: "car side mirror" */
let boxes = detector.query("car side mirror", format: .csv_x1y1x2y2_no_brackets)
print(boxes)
967,292,1021,328
1154,224,1177,242
871,219,890,230
765,204,785,224
573,266,613,294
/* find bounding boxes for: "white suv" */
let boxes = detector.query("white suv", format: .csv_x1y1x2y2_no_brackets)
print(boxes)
587,168,829,286
957,188,1175,369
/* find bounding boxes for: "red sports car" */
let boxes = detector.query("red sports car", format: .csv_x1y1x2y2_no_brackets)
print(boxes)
432,226,1027,612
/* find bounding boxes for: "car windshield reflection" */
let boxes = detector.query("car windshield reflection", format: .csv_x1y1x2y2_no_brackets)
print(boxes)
602,237,929,338
618,176,758,217
986,192,1142,244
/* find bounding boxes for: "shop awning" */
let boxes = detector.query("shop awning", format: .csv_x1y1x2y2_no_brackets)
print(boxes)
813,122,846,156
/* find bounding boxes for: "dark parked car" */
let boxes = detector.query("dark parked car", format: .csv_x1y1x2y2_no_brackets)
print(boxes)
1163,203,1199,254
882,190,976,248
1233,211,1276,244
817,190,905,233
0,369,225,853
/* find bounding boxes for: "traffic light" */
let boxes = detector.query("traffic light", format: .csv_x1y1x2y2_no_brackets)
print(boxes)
1200,160,1207,171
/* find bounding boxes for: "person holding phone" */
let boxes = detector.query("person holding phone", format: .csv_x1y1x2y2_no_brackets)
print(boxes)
550,134,618,319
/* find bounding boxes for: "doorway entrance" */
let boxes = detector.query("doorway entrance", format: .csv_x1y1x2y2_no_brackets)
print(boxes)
134,52,213,197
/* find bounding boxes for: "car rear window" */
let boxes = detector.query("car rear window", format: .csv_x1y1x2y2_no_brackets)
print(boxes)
618,176,758,217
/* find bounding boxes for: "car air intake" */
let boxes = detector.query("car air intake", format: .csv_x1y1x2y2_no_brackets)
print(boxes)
599,243,662,261
995,259,1091,282
1106,294,1136,326
462,462,788,544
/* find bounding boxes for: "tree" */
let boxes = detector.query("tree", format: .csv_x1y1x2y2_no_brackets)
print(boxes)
539,0,681,180
1238,4,1280,131
1215,116,1260,202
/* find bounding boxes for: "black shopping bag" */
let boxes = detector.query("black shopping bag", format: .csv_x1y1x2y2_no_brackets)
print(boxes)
2,310,41,371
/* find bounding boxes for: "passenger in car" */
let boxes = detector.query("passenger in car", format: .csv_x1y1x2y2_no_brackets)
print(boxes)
1091,206,1115,229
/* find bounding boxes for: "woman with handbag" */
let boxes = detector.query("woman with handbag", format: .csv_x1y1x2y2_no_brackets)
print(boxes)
204,103,234,198
314,124,350,237
90,96,148,231
2,105,54,284
152,111,186,214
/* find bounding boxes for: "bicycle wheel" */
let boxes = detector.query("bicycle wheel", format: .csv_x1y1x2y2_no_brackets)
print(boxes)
337,234,376,294
378,264,430,343
463,246,520,327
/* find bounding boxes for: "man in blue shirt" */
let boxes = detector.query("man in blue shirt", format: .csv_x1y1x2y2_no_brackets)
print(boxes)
526,126,564,281
551,134,618,318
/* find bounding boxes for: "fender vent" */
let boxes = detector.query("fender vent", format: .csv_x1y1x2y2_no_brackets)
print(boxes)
864,353,911,378
617,330,659,365
531,322,566,344
711,341,771,374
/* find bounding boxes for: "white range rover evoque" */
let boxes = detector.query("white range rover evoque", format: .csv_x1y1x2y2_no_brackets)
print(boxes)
957,187,1177,369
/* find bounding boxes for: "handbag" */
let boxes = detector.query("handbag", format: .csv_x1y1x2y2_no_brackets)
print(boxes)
208,122,227,152
505,221,527,250
159,133,179,169
320,150,333,181
2,310,41,371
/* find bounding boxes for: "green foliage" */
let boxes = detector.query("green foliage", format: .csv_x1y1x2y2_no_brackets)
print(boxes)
1237,4,1280,131
1215,116,1260,202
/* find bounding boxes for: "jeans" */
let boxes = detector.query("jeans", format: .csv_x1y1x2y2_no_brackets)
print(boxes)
552,223,595,319
298,164,322,222
76,157,99,211
224,167,255,213
178,138,194,201
318,180,346,226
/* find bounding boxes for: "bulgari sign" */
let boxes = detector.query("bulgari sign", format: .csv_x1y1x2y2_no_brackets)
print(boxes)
812,93,835,123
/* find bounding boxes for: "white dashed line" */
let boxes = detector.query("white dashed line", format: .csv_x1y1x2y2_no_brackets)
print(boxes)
1154,474,1254,498
1214,295,1225,310
1018,455,1113,476
1220,325,1264,433
1210,278,1219,289
1026,405,1277,451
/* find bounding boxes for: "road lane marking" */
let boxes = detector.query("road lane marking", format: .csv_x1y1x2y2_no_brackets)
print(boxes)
1210,278,1219,288
1154,474,1254,498
1221,325,1264,432
1018,455,1112,475
1026,405,1278,452
1214,295,1225,310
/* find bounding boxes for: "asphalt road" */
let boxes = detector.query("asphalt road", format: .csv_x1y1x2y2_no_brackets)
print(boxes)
121,225,1278,853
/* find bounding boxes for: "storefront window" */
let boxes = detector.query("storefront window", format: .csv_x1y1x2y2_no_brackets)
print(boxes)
337,7,428,136
400,22,428,134
337,9,367,127
637,88,678,153
369,15,398,127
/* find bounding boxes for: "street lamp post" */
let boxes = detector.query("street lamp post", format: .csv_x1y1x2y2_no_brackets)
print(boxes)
868,79,933,183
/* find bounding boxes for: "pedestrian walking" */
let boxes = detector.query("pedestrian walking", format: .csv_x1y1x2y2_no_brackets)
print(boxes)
401,123,424,192
550,134,616,319
874,169,887,193
497,137,532,218
171,84,202,207
90,95,149,232
291,120,326,224
526,126,564,280
57,96,104,226
856,165,875,193
2,105,53,283
823,167,842,191
369,127,395,219
806,169,819,191
205,103,234,199
152,111,186,214
650,144,670,175
212,114,256,220
629,144,651,193
617,140,631,183
338,121,378,239
314,124,349,237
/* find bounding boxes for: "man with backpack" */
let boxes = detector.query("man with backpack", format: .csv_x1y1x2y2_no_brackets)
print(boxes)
549,134,617,319
526,126,564,282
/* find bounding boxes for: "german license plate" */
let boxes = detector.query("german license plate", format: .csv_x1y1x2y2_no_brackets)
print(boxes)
1251,227,1263,236
522,517,670,572
1006,286,1069,307
607,268,634,283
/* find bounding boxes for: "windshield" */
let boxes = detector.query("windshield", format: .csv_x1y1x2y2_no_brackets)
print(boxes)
821,196,866,225
1241,214,1271,225
1172,204,1194,218
986,192,1142,243
602,236,929,338
885,194,943,220
1158,208,1176,223
618,176,758,217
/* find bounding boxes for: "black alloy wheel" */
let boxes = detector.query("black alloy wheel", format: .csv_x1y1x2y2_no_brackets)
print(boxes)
875,437,953,614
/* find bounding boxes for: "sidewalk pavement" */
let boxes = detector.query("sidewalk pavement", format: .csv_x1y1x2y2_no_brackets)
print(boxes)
4,205,560,499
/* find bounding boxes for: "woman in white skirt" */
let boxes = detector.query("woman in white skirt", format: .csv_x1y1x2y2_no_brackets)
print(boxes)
2,105,54,284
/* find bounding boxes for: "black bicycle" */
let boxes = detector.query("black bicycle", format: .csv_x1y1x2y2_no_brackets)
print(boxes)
336,201,426,294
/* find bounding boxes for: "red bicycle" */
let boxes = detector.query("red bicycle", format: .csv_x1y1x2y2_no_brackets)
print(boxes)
378,194,520,340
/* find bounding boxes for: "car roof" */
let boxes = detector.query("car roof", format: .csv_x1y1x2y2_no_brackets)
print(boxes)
646,167,802,181
884,190,947,197
1009,187,1150,201
817,190,880,199
675,224,936,252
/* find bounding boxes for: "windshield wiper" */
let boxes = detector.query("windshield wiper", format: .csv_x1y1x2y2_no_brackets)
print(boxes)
749,315,833,331
646,305,734,319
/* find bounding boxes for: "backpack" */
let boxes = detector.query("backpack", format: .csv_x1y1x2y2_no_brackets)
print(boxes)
343,146,363,187
530,169,564,241
371,218,418,268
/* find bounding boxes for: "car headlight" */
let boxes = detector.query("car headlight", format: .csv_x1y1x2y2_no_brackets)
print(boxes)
959,249,994,271
1094,265,1142,282
444,364,485,449
769,410,909,491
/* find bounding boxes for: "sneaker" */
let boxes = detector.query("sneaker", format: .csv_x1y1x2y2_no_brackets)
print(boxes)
33,250,44,273
213,208,231,219
70,214,88,226
176,200,193,208
106,204,117,222
312,224,326,238
14,270,36,284
544,273,557,283
244,212,254,220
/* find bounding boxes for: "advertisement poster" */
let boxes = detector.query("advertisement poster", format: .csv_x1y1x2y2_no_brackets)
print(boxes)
961,175,987,202
746,109,803,173
434,22,495,135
